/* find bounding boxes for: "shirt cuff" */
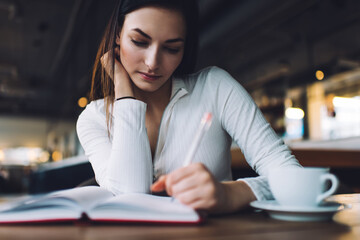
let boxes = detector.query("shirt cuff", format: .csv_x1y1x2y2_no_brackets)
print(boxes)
237,176,274,201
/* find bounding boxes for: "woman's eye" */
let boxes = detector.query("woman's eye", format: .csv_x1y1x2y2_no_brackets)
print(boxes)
131,39,148,47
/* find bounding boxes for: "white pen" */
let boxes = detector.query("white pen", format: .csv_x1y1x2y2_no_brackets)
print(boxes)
165,112,212,202
183,112,213,167
154,112,212,199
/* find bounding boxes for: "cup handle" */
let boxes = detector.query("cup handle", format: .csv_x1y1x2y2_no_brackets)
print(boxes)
316,173,339,204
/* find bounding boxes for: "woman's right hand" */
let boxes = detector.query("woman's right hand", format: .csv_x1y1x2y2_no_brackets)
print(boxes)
100,47,134,99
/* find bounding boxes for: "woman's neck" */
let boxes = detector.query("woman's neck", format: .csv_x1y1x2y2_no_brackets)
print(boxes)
134,79,172,111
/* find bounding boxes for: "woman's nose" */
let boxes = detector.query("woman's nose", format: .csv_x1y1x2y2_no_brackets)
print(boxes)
144,46,160,71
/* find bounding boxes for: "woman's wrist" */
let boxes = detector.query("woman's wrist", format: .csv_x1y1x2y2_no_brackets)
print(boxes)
113,70,134,99
114,83,134,99
221,181,257,213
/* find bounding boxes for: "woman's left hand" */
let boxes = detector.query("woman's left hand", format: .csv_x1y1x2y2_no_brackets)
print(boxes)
151,163,229,213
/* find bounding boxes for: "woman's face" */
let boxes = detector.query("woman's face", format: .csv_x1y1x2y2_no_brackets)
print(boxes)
117,6,186,93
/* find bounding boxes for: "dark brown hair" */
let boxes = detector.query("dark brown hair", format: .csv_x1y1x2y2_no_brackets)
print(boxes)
90,0,199,133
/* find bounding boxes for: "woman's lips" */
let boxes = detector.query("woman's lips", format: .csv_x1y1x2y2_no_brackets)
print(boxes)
139,72,161,81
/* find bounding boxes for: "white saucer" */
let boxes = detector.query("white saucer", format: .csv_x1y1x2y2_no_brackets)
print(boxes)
250,200,345,222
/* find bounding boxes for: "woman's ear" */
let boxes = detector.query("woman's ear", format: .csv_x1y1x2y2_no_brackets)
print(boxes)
115,32,121,46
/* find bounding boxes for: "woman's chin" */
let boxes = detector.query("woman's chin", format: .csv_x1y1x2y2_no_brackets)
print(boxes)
132,78,170,94
133,82,162,93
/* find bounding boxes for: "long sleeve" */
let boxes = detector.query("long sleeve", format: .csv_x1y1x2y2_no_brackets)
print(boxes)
209,67,302,200
76,99,153,195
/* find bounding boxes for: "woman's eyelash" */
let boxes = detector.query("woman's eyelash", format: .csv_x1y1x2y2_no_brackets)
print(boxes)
131,39,147,47
164,47,180,54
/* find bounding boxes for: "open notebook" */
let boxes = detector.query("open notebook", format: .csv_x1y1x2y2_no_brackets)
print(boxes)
0,186,202,224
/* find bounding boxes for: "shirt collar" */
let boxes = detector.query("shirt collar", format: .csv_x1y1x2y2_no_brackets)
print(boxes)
170,76,188,100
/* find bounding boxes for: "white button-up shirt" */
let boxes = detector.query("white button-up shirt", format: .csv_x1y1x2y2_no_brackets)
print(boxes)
76,66,301,200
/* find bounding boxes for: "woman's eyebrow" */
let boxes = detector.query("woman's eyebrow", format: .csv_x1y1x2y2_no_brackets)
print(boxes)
132,28,184,43
132,28,151,39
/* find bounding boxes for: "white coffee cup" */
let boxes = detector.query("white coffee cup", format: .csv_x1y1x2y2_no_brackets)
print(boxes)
268,167,339,207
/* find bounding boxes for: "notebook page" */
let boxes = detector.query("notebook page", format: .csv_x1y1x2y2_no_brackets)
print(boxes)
89,193,199,222
47,186,113,211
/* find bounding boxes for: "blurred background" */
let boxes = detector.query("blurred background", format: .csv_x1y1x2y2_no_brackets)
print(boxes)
0,0,360,194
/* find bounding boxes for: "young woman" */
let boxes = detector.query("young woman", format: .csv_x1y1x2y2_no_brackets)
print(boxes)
76,0,301,214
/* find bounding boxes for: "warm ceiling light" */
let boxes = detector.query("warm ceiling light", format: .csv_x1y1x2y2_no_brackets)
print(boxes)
52,151,62,162
315,70,324,80
78,97,88,108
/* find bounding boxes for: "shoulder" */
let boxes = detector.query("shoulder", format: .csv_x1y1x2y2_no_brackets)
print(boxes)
79,99,106,117
181,66,243,96
76,99,107,130
186,66,239,88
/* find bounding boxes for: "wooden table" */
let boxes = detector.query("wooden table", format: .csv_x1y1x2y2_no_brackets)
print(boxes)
0,194,359,240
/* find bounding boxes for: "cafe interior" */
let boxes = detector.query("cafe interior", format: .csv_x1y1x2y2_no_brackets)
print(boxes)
0,0,360,238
